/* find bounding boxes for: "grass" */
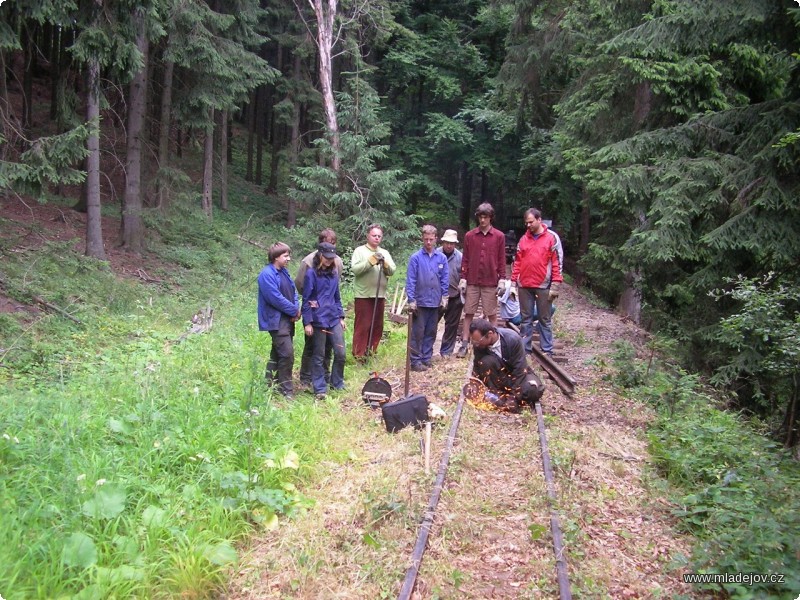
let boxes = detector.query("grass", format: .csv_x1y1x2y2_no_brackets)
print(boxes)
604,348,800,599
0,186,412,598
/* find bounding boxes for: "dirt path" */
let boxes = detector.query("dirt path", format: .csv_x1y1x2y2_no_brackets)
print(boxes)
227,283,697,599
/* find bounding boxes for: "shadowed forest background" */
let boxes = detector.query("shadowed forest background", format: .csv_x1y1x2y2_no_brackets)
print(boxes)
1,1,799,598
4,0,796,441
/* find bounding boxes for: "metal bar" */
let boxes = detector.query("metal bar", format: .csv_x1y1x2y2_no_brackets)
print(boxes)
530,346,576,396
536,400,572,600
397,360,472,600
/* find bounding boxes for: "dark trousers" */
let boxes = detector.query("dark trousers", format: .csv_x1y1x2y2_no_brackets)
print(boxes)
300,333,332,384
310,322,346,394
266,317,295,396
410,306,439,366
472,353,544,409
352,297,385,358
438,295,463,356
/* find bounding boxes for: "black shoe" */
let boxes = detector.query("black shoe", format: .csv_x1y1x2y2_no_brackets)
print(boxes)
410,363,428,372
423,361,432,368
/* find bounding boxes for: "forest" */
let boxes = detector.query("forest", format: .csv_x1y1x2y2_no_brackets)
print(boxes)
1,0,799,597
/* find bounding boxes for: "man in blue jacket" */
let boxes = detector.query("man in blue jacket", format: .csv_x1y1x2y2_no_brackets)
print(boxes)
406,225,449,371
258,242,300,398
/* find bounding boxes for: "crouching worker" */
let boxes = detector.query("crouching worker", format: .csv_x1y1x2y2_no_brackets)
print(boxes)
468,318,544,412
301,242,346,400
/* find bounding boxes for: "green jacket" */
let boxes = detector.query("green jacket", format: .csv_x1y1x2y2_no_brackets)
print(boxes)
351,244,396,298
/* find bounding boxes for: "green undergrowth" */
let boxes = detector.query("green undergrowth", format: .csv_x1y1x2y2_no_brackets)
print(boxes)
0,198,407,599
605,341,800,599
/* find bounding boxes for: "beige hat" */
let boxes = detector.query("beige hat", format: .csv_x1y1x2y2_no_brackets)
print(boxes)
441,229,459,243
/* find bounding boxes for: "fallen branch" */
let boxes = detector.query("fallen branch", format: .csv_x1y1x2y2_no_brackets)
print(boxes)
31,295,83,324
135,268,163,283
237,235,268,250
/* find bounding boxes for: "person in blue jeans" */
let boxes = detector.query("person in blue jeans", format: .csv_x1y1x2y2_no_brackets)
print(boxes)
406,225,449,371
301,242,346,399
258,242,300,398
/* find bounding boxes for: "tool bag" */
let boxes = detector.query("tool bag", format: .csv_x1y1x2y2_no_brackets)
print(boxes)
381,394,429,433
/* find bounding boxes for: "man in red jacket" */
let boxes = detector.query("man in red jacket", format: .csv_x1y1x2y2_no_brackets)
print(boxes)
510,208,563,356
456,202,508,358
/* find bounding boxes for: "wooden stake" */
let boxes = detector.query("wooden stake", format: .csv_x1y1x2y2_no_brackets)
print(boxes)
397,286,408,314
391,282,400,314
424,422,432,474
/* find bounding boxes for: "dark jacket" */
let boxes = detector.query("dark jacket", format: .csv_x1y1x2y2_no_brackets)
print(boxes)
473,327,544,405
301,267,345,328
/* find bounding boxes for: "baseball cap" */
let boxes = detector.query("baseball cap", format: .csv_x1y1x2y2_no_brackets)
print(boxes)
318,242,337,259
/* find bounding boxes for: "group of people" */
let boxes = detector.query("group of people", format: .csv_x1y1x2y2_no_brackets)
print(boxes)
257,202,563,410
257,224,395,400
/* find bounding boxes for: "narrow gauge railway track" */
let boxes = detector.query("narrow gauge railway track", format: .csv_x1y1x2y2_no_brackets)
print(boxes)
397,349,575,600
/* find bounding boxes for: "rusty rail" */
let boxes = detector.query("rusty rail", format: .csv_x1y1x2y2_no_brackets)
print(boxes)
397,345,574,600
397,358,472,600
529,346,576,396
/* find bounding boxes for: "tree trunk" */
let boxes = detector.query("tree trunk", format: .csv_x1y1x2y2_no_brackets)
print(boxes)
122,8,148,253
85,56,106,259
617,211,646,323
459,161,472,230
0,49,9,127
575,186,591,287
202,110,214,218
156,57,174,207
310,0,340,173
226,112,232,164
255,85,264,185
785,373,798,448
286,52,302,227
49,25,61,121
217,108,228,211
22,24,35,131
246,89,255,181
617,270,642,324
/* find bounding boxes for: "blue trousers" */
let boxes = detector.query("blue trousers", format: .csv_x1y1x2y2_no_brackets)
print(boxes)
310,321,346,394
518,287,554,354
410,306,439,366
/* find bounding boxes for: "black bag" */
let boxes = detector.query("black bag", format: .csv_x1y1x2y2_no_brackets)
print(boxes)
381,394,429,433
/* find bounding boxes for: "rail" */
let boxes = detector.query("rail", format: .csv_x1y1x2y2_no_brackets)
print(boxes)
397,347,575,599
529,346,577,396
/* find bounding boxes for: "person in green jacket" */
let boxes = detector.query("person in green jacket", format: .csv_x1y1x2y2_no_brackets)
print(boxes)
350,224,396,358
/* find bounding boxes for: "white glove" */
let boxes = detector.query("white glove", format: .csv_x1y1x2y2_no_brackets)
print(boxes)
458,278,467,295
548,284,560,301
496,279,510,296
440,297,448,310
